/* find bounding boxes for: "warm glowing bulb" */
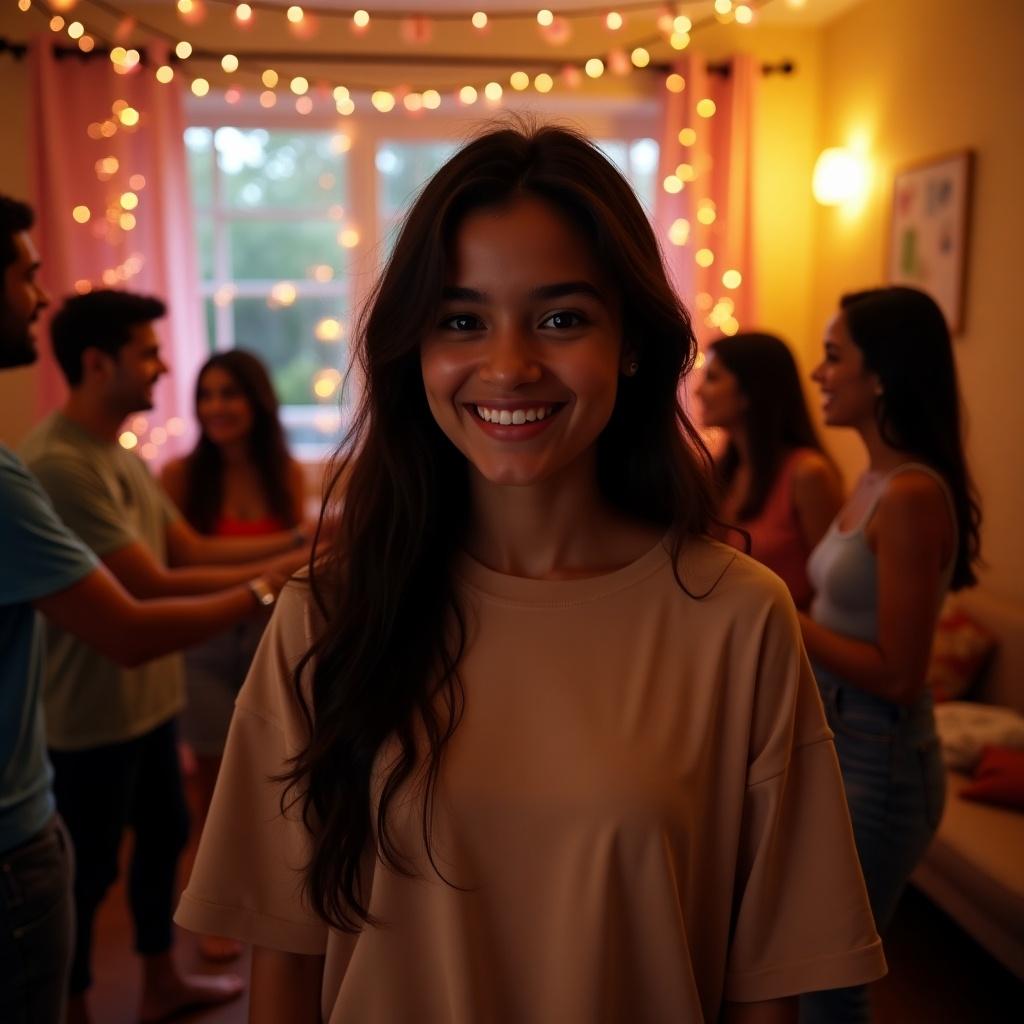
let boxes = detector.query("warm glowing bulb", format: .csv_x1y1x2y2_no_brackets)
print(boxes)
119,192,139,210
175,41,192,59
191,78,210,97
630,47,650,68
340,228,360,248
670,32,690,50
812,147,869,206
119,212,137,231
696,248,714,267
236,3,252,21
314,318,343,342
17,0,32,12
78,35,95,52
585,58,605,79
735,5,753,24
510,71,530,91
668,218,690,246
674,15,692,33
129,174,146,190
337,98,355,115
296,96,313,115
472,11,488,29
678,127,696,146
533,73,553,93
49,15,65,32
422,89,441,109
404,93,423,112
484,81,503,101
270,282,297,307
714,0,733,13
722,269,743,289
287,5,304,23
221,54,239,73
697,202,716,225
260,90,277,108
119,106,139,126
459,85,478,104
696,98,717,118
72,205,91,224
606,12,623,31
675,163,695,182
119,431,138,450
353,10,370,28
666,73,685,93
312,369,342,399
262,69,279,88
156,64,174,83
290,76,309,95
67,21,84,39
663,176,682,194
371,90,395,112
537,10,554,27
177,0,194,14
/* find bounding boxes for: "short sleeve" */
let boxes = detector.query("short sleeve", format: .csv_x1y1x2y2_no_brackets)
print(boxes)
0,449,97,604
174,580,329,955
724,593,887,1001
28,453,135,557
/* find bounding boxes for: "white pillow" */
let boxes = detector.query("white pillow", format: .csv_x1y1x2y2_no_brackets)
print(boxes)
934,701,1024,771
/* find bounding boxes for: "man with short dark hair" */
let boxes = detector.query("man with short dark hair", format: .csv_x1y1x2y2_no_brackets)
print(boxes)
0,195,300,1024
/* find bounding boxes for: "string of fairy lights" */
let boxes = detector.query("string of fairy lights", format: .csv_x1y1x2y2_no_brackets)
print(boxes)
5,0,779,445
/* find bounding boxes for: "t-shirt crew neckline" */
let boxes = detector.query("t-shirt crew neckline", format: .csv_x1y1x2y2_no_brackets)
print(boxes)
455,530,674,607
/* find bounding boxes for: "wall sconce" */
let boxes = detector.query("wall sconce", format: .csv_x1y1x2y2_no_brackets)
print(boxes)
812,147,869,206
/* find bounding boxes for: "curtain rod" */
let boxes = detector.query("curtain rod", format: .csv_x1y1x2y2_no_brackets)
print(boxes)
0,39,794,77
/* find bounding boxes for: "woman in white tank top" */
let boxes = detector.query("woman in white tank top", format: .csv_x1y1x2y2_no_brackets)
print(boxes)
798,287,982,1024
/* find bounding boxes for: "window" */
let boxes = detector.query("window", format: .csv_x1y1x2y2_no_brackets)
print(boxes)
185,102,658,457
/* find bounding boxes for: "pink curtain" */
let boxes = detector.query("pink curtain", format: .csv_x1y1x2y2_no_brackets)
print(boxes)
28,37,205,463
655,53,758,349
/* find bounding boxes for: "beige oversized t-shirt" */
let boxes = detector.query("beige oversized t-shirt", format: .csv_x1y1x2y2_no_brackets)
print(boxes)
176,536,885,1022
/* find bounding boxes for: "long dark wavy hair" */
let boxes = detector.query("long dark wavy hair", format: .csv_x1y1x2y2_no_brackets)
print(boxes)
710,332,833,521
182,349,297,533
840,286,981,589
286,122,718,932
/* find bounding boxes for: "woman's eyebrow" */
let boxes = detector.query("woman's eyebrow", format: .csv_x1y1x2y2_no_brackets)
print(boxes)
440,281,604,304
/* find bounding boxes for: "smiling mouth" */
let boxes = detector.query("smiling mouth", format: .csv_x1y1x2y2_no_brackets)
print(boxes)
471,403,564,425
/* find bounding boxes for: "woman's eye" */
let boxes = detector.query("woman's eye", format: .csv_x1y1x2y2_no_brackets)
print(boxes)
442,314,483,332
540,311,584,329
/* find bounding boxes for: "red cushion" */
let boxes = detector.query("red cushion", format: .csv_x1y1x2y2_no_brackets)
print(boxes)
927,607,997,702
960,745,1024,811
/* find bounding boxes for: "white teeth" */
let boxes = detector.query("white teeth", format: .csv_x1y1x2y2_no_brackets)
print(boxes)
474,405,555,424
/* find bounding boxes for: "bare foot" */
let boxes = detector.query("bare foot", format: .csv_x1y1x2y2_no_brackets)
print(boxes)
139,973,243,1023
198,933,244,962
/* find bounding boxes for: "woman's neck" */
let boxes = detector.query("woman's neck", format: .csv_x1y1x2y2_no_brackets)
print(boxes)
465,457,659,580
217,439,251,467
858,417,913,474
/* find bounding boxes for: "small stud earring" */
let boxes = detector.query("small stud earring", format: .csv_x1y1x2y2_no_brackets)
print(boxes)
625,361,639,377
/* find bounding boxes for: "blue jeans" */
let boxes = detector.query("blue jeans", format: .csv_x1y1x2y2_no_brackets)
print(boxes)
0,816,75,1024
800,679,945,1024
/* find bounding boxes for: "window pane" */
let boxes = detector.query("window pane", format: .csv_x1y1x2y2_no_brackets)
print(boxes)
185,127,214,209
629,138,659,213
196,217,215,280
228,220,347,281
231,296,350,407
203,297,217,352
215,129,346,209
377,141,456,220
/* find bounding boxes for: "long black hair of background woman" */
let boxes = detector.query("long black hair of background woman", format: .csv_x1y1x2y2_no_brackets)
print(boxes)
840,287,981,589
285,122,720,932
182,349,298,533
709,332,833,521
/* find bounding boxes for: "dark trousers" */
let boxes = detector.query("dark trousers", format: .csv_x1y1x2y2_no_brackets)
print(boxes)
0,815,75,1024
49,717,190,994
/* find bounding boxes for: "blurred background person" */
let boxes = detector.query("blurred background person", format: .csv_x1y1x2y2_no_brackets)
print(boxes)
161,349,306,962
695,332,843,609
799,287,982,1024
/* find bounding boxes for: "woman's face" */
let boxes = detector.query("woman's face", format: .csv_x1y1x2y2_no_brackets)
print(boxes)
694,351,747,430
420,196,627,489
196,365,255,447
810,312,881,428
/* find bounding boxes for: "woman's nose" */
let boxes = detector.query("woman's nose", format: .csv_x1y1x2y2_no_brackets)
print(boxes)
478,327,542,388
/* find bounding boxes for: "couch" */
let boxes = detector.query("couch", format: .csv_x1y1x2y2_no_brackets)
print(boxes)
911,588,1024,979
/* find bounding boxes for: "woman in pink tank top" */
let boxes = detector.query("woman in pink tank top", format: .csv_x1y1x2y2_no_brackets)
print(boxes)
161,350,306,961
695,332,843,608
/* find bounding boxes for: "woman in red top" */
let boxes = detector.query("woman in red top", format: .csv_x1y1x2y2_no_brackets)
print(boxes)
161,349,306,960
695,332,843,608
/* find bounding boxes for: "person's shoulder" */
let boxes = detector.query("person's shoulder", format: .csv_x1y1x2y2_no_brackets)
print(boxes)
675,533,792,609
0,446,48,511
875,466,952,539
790,447,838,488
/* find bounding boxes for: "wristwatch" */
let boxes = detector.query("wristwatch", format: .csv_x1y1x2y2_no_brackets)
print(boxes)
248,577,276,608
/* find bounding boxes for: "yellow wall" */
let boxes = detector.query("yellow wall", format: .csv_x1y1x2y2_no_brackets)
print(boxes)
812,0,1024,602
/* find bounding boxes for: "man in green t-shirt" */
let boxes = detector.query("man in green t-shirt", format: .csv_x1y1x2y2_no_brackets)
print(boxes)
1,198,298,1022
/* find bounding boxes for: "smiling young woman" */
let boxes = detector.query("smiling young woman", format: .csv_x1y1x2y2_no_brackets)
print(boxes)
175,124,886,1023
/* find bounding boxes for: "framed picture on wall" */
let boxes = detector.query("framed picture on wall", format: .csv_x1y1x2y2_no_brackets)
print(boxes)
888,150,974,334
